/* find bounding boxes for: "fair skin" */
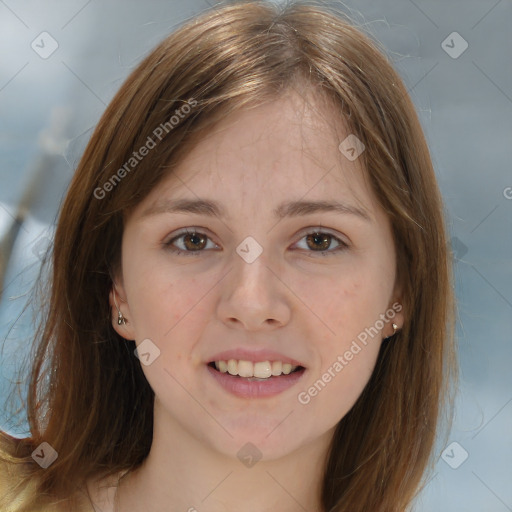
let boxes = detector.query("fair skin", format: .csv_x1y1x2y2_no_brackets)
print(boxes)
87,89,403,512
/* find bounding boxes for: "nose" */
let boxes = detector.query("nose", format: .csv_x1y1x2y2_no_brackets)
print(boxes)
216,248,291,331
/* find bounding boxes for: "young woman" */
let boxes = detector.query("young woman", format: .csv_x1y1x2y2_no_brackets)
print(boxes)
0,1,456,511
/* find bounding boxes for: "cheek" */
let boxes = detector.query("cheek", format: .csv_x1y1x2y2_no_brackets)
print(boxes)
294,262,387,340
295,270,386,423
294,260,392,409
124,254,215,343
126,271,215,391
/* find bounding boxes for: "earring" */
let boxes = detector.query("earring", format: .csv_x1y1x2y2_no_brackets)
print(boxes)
113,288,126,325
384,322,399,341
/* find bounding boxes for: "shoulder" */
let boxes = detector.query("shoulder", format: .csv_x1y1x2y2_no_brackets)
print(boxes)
84,470,129,512
0,444,39,511
0,432,93,512
0,432,29,507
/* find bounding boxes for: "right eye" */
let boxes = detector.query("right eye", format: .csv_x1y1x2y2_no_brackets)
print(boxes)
164,228,219,256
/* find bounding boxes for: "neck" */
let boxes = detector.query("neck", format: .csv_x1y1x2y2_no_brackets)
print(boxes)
113,403,332,512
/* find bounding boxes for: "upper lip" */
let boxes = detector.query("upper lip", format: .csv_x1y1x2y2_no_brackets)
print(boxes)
207,349,305,367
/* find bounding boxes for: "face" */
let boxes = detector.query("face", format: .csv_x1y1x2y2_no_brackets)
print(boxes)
111,90,404,461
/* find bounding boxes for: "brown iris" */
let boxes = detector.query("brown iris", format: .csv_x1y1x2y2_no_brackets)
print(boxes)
306,232,332,251
182,232,207,251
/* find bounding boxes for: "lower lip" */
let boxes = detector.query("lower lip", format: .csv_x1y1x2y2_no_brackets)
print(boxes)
206,364,306,398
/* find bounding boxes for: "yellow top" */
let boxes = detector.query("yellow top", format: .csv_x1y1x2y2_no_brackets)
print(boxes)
0,453,95,512
0,433,130,511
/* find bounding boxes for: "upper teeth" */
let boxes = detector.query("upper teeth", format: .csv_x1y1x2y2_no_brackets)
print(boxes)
214,360,298,378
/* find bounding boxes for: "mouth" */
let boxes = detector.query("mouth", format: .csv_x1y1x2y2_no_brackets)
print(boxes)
206,359,306,398
207,360,305,379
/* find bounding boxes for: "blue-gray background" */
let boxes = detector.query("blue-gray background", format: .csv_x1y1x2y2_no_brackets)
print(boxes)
0,1,511,510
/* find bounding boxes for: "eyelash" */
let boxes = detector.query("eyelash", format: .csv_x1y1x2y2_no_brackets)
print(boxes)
163,227,349,257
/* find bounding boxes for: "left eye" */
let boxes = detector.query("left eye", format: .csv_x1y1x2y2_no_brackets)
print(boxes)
164,229,348,256
293,231,348,255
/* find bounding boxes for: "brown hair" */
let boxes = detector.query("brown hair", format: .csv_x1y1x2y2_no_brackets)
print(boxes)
0,1,456,510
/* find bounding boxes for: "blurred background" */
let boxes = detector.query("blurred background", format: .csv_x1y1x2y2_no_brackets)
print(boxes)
0,0,510,510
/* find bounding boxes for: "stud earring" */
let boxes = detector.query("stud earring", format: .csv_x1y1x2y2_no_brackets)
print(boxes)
113,288,126,325
384,322,399,341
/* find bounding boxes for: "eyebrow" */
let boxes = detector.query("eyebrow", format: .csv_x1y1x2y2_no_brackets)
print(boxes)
140,198,371,222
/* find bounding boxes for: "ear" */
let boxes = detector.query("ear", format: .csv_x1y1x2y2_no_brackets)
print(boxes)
383,299,404,338
109,281,136,340
384,282,405,338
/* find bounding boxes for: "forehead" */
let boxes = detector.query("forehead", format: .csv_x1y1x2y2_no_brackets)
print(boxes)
133,90,379,221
